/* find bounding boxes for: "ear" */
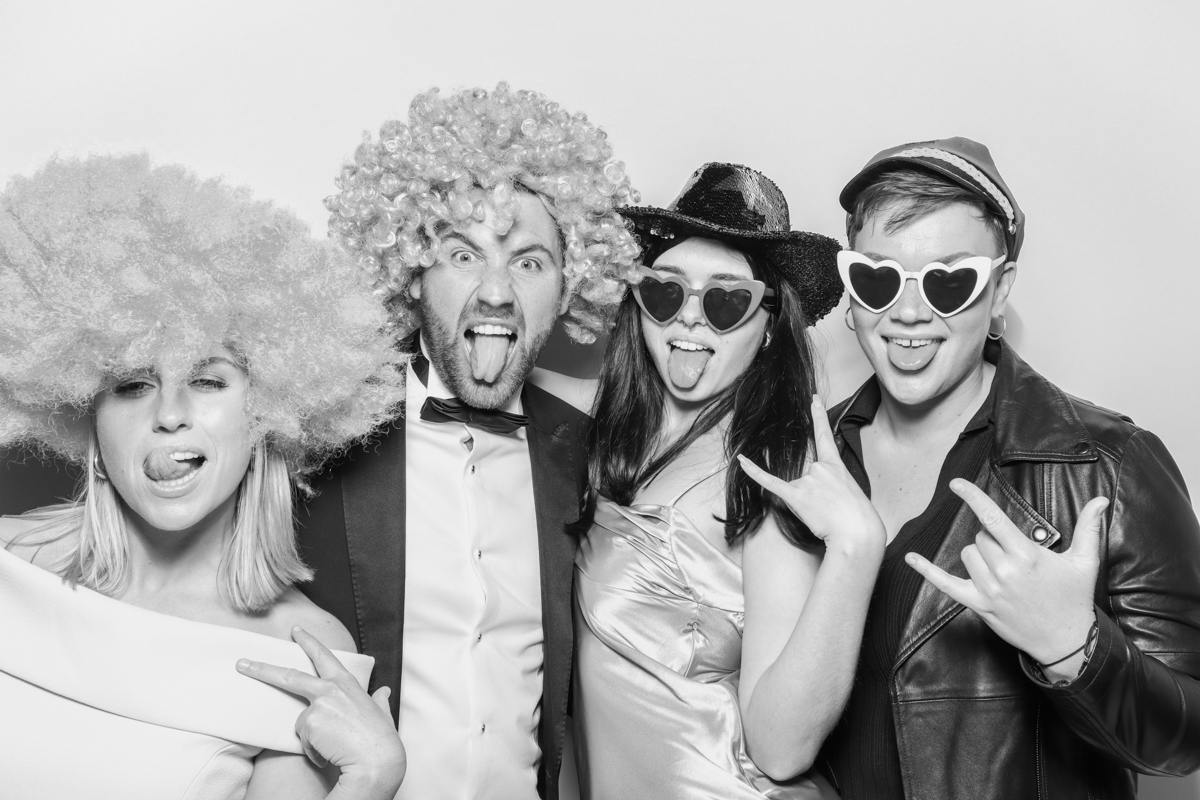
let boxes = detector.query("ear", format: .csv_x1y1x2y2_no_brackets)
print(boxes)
408,271,423,301
990,262,1018,319
557,286,571,317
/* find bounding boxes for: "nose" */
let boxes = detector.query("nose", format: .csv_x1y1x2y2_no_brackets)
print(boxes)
890,276,934,324
152,384,192,433
476,260,516,310
676,293,706,328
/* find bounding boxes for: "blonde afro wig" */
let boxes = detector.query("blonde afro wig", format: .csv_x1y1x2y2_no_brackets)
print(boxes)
0,153,406,476
326,82,642,343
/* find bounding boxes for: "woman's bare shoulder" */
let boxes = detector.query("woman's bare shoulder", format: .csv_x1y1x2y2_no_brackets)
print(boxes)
267,587,358,653
528,368,597,414
0,514,40,541
0,513,76,566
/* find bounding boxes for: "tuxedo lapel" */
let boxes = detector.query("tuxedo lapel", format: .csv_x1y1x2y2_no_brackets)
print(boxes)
522,383,585,799
340,421,407,720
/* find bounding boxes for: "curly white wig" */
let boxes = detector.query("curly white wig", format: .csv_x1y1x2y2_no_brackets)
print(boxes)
0,153,406,476
326,82,642,343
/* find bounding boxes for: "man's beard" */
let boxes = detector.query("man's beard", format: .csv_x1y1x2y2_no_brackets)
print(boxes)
419,295,555,409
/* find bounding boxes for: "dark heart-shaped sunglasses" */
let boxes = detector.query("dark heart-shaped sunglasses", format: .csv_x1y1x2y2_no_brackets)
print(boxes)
632,268,776,332
837,251,1007,318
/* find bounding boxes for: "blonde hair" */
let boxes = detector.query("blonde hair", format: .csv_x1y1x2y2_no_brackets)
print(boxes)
0,154,407,612
18,437,308,613
327,82,642,343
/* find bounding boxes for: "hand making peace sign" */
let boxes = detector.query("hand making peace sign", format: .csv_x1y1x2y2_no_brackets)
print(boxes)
237,627,406,800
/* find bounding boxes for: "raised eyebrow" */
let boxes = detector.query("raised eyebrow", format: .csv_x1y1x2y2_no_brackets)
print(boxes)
859,251,976,264
191,356,241,373
510,243,557,261
442,231,483,252
648,264,685,276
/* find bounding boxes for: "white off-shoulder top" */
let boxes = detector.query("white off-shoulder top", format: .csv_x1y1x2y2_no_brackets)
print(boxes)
0,546,374,800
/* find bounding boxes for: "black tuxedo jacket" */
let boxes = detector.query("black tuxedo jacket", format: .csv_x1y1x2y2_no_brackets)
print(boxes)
296,382,588,800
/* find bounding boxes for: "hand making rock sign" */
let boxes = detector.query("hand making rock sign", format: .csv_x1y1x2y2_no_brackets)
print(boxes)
737,397,885,556
905,480,1110,682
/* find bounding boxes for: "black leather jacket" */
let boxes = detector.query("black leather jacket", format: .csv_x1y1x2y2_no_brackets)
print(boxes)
827,340,1200,799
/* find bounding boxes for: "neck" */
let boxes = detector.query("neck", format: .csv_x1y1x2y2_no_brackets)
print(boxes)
119,494,239,600
653,394,729,470
874,360,996,445
660,392,719,445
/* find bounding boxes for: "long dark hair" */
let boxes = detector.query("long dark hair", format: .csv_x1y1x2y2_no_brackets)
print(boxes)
587,240,822,551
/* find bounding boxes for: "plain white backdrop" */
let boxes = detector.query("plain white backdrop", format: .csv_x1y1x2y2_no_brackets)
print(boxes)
2,1,1198,797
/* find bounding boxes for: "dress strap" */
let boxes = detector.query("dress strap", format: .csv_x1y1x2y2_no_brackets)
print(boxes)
668,465,728,507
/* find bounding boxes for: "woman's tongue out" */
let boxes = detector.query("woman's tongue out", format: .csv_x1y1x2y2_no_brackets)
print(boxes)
668,343,713,389
468,330,513,384
144,447,204,482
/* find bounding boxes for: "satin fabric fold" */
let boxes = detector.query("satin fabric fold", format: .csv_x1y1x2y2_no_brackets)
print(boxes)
573,499,835,800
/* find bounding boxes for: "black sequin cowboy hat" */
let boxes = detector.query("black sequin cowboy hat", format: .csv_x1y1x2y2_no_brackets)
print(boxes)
619,162,843,324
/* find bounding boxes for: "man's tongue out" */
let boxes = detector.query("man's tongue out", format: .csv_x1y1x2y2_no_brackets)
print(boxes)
668,346,713,389
469,333,513,383
144,448,203,482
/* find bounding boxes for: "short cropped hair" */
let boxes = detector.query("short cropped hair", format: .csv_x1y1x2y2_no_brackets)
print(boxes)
326,82,642,343
846,168,1009,256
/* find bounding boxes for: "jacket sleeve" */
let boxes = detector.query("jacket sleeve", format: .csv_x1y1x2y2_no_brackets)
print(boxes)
1021,429,1200,776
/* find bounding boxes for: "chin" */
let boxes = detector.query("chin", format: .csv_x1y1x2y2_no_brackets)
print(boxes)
131,504,211,533
444,348,530,409
455,372,524,408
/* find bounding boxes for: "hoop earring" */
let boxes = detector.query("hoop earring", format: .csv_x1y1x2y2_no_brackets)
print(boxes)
92,452,108,482
987,316,1007,341
246,442,262,472
761,330,773,350
845,308,856,332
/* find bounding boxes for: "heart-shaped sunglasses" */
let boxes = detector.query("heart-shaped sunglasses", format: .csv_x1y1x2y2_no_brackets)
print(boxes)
632,268,776,332
837,251,1007,318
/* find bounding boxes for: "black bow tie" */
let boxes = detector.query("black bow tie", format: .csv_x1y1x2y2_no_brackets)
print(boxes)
413,353,529,435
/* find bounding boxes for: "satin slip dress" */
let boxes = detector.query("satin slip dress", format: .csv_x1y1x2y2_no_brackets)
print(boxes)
573,473,837,800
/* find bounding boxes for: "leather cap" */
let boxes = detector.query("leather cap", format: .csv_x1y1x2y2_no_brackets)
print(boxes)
840,137,1025,261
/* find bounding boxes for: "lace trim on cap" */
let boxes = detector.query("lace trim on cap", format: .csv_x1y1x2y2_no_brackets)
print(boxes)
896,147,1017,233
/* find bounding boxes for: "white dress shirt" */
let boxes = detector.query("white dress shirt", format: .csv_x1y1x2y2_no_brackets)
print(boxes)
397,356,544,800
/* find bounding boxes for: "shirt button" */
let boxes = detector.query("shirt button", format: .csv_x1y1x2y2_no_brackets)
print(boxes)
477,632,482,642
480,723,486,734
476,549,482,560
470,465,476,474
1032,527,1049,543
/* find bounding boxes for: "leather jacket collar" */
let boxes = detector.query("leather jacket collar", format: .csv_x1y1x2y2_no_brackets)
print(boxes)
987,338,1098,465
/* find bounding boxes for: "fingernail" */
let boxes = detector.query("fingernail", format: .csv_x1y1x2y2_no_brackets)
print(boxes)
904,553,916,564
812,395,824,408
236,659,252,671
